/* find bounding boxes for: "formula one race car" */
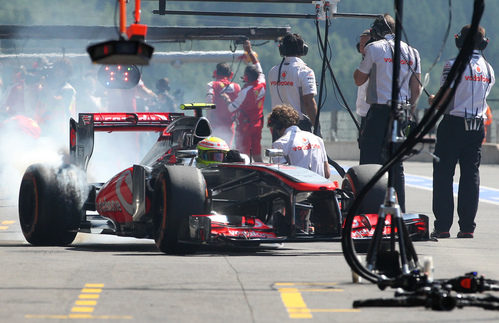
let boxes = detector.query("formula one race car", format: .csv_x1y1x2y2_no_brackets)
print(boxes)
18,104,429,253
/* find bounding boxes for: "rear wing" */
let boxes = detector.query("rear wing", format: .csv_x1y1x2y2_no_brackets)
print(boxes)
69,112,183,170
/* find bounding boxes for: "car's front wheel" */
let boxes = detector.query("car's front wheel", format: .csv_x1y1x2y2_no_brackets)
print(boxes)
153,165,208,254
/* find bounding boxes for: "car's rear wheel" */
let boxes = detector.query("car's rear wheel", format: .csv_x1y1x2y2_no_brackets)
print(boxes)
18,164,87,246
153,165,207,254
342,164,387,214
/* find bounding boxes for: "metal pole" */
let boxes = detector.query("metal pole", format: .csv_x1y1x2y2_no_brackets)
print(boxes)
388,0,403,195
152,10,316,19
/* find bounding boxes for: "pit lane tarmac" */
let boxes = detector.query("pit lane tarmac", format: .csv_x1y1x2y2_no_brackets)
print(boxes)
1,161,499,322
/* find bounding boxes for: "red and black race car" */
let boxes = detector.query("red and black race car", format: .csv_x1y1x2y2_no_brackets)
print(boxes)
18,104,429,253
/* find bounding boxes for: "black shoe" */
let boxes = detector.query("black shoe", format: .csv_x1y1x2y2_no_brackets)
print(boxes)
430,230,450,239
457,232,474,238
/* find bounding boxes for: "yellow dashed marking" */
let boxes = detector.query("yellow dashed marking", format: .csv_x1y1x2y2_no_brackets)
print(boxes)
276,282,358,319
279,287,313,319
75,300,97,306
81,288,102,293
26,314,132,319
0,221,15,230
300,288,343,292
71,306,95,313
26,283,133,319
71,284,104,314
79,294,100,299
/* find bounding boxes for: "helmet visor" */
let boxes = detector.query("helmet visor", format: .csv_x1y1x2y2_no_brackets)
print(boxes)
199,150,227,163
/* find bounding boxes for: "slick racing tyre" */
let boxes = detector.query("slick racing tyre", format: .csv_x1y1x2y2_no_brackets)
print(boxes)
153,165,208,254
342,164,387,215
18,164,87,246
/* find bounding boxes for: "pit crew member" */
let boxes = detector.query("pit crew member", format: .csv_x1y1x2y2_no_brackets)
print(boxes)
429,24,495,239
353,13,422,212
268,33,317,132
222,40,266,162
206,62,241,146
267,104,330,179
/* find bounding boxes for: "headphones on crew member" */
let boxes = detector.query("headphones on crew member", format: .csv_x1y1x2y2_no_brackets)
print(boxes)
278,33,308,57
370,15,394,41
455,29,489,50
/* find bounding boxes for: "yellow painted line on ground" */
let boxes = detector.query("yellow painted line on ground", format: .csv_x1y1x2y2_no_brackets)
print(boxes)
81,288,102,293
71,306,95,313
79,294,100,299
26,314,133,320
278,288,313,319
72,284,104,314
75,300,97,306
26,283,133,320
0,226,8,230
1,220,15,225
276,283,359,318
299,288,344,292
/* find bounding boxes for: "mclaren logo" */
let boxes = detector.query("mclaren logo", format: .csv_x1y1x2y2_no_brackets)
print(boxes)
97,198,122,212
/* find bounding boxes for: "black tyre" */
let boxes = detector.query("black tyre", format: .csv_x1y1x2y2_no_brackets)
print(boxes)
18,164,87,246
153,165,208,254
342,164,387,214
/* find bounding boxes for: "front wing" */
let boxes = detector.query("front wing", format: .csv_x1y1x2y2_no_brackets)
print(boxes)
187,212,430,245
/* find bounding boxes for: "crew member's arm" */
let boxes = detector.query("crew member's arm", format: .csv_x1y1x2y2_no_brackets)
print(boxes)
244,40,258,65
409,72,422,113
302,94,317,124
428,58,452,110
206,81,214,103
428,88,452,109
323,161,331,179
354,45,372,86
222,87,251,113
353,69,369,86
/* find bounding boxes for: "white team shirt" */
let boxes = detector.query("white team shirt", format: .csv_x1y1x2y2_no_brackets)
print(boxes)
441,50,495,118
356,82,370,117
358,34,421,105
271,125,328,177
268,57,317,119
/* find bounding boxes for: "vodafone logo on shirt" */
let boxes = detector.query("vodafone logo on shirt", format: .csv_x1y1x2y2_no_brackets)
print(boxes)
271,71,294,86
292,141,321,151
464,65,491,83
383,57,414,65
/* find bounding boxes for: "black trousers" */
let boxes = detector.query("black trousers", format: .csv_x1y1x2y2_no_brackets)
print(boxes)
432,114,484,233
359,104,405,212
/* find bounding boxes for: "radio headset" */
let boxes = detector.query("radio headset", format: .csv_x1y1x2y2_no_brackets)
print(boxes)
370,14,421,103
276,33,308,104
455,27,491,121
455,29,489,51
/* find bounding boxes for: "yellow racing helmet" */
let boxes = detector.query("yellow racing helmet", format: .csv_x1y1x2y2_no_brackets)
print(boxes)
196,136,230,166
